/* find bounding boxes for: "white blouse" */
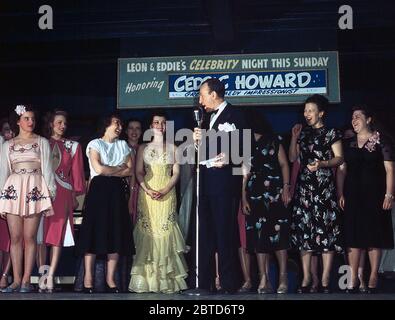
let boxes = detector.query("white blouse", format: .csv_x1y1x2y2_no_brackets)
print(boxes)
86,138,131,178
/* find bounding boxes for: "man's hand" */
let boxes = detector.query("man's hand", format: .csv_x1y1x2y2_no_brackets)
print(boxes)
212,153,227,168
193,128,202,143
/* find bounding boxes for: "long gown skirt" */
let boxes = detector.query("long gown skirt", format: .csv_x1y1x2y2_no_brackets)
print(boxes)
129,161,188,293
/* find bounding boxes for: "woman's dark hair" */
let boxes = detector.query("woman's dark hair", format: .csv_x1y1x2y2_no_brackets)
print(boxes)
147,109,167,126
351,105,395,145
351,104,377,131
97,113,122,137
246,107,273,136
42,109,68,139
351,105,374,119
126,118,142,128
145,109,168,142
121,118,143,142
9,104,36,135
304,94,329,113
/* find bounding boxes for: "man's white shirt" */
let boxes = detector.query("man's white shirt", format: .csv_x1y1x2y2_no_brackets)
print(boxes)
209,101,227,129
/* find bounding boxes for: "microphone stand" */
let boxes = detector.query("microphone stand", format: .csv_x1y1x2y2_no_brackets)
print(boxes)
183,111,210,296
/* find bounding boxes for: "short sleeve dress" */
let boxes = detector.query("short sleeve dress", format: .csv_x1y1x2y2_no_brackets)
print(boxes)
343,131,394,249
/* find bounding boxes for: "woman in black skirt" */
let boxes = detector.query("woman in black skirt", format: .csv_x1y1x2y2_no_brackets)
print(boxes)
76,114,134,293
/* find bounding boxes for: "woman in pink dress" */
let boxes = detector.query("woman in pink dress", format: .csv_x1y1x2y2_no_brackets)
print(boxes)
0,105,56,293
0,118,14,289
40,110,86,292
125,118,142,225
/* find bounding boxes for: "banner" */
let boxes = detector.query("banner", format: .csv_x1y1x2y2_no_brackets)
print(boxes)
117,52,340,109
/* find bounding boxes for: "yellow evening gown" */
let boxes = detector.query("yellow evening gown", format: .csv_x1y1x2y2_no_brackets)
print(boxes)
129,146,188,293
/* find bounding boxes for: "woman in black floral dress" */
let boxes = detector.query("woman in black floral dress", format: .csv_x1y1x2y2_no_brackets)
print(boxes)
289,94,344,293
243,112,291,294
337,106,394,293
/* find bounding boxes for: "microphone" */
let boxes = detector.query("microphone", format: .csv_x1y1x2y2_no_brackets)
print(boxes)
193,107,203,128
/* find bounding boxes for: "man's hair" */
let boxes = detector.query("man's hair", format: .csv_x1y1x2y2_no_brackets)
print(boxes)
201,78,225,99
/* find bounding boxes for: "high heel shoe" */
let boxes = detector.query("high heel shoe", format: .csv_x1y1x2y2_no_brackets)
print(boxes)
46,275,54,293
320,277,331,294
357,273,368,293
359,284,368,293
367,287,378,294
0,273,9,289
320,285,331,294
215,276,222,291
106,285,120,293
277,273,288,294
297,277,311,294
1,283,21,293
19,283,33,293
367,277,378,294
257,275,274,294
345,278,360,294
83,286,94,294
237,281,252,293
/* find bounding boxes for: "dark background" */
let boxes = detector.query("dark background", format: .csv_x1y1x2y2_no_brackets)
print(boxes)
0,0,394,137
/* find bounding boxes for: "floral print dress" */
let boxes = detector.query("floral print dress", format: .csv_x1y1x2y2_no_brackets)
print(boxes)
245,135,291,253
291,126,343,253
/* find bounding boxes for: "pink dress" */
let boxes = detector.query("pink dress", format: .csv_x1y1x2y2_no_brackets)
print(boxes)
44,139,85,247
0,137,54,217
0,137,10,252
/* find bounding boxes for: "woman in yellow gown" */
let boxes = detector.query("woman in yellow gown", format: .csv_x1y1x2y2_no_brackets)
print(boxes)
129,110,188,293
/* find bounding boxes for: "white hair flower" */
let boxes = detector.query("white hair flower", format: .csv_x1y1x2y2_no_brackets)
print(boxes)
15,105,27,116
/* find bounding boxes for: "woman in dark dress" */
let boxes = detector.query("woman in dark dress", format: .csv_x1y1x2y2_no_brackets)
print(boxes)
243,112,291,294
337,106,394,293
289,94,344,293
76,114,134,293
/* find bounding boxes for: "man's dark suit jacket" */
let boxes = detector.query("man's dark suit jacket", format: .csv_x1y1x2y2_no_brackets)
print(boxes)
200,103,248,197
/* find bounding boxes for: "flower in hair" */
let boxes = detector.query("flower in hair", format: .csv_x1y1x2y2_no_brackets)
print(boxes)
15,105,26,116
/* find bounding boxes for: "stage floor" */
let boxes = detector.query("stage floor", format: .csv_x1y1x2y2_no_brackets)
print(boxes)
0,292,394,300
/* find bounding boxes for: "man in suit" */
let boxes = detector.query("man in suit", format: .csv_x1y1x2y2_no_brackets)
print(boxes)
193,78,249,293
